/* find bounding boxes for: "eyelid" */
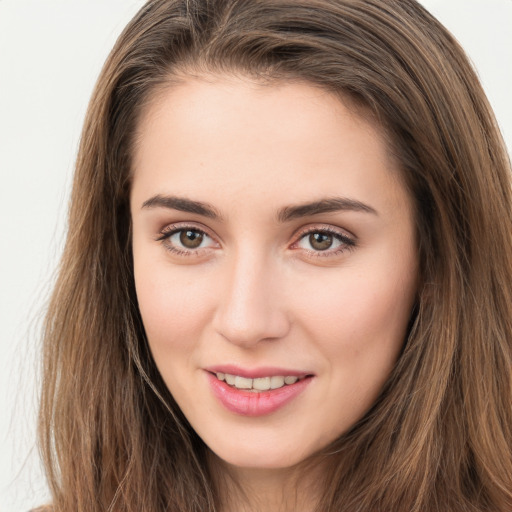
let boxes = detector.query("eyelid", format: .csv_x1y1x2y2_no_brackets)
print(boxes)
156,222,220,255
155,221,356,258
290,224,357,256
292,223,356,240
157,220,219,239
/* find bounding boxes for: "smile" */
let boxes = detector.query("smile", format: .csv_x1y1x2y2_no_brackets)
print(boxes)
206,369,314,416
215,372,305,392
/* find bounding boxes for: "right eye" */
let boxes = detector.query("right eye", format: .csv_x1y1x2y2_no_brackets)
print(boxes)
157,225,218,256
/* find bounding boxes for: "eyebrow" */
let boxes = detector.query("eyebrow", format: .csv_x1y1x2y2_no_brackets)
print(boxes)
142,195,221,219
141,194,377,222
277,197,378,222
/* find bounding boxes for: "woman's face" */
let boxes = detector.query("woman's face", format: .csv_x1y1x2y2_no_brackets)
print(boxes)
131,75,418,470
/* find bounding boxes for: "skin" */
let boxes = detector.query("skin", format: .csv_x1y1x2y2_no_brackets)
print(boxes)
130,75,418,511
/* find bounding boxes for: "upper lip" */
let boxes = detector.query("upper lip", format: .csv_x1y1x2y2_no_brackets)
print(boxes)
204,364,313,379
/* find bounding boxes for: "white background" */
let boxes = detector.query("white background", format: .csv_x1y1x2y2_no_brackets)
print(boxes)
0,1,511,510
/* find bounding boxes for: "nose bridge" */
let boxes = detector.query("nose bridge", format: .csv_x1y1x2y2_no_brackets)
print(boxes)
213,245,289,347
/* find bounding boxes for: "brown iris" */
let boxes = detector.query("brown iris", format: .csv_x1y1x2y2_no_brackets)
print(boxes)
180,230,204,249
309,232,333,251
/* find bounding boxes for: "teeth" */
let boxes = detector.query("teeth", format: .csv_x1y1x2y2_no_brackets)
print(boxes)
234,376,252,389
253,377,271,391
270,376,285,389
215,372,304,391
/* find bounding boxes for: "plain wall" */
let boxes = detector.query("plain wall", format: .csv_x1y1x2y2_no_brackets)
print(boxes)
1,1,511,510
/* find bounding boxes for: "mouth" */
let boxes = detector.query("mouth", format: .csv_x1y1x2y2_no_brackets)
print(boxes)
213,372,309,392
205,367,314,416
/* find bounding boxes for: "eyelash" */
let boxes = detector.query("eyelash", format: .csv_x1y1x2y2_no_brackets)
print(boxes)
156,224,356,258
156,223,216,257
291,226,356,258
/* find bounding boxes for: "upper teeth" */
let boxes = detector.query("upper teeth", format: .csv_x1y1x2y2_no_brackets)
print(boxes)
216,372,301,391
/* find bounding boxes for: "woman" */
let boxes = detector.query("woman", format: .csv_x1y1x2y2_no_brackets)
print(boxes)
37,0,512,510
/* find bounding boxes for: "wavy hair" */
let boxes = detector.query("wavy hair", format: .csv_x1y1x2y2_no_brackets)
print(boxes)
38,0,512,510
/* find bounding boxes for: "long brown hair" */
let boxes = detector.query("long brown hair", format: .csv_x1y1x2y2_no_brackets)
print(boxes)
38,0,512,510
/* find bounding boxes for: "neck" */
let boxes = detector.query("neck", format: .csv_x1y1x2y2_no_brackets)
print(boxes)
209,452,325,512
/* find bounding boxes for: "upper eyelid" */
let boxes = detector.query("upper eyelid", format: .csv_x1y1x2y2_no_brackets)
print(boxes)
157,225,219,256
156,225,220,255
156,222,356,249
157,222,217,240
290,225,357,255
292,224,356,241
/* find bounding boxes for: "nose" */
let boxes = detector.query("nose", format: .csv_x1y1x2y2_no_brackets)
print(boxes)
212,249,291,348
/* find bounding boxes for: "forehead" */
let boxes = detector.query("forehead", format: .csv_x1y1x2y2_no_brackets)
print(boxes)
131,75,409,219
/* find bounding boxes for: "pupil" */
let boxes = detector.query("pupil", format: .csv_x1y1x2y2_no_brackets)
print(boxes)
180,230,203,249
309,232,333,251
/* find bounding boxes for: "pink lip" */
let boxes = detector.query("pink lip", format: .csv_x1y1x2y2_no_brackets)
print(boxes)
205,364,311,379
206,371,313,417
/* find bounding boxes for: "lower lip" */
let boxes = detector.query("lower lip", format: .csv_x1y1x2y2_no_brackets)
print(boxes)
206,373,312,417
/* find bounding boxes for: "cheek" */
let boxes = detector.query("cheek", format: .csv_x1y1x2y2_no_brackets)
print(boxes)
133,262,217,406
295,266,415,432
134,260,215,351
293,257,416,364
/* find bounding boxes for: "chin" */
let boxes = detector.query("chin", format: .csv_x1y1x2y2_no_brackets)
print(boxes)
205,430,323,472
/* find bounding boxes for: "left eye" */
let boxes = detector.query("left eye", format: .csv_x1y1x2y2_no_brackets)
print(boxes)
296,230,353,252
